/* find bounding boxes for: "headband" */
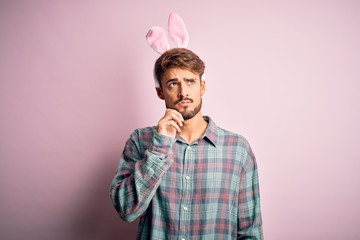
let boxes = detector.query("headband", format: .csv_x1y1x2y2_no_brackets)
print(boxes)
146,13,190,87
146,12,189,54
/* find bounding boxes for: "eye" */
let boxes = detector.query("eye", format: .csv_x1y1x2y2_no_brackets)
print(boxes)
186,79,196,85
168,81,178,88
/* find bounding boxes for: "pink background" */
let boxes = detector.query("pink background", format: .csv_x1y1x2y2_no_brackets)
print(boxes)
1,1,359,239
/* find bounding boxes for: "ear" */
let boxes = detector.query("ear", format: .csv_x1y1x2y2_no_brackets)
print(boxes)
156,87,165,100
200,80,206,96
146,26,171,54
168,12,189,48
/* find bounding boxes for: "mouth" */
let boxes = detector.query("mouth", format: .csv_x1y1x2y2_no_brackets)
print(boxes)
177,100,192,106
175,98,193,106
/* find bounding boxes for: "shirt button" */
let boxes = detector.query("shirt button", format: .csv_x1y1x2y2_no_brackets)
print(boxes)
185,175,190,180
183,206,188,211
187,146,191,150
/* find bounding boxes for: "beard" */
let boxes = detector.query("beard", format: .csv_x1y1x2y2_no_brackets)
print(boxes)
181,98,202,120
167,98,202,120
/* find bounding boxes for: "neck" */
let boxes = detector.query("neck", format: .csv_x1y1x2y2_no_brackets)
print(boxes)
178,112,208,144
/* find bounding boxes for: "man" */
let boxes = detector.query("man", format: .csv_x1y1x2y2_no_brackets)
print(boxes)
110,48,263,239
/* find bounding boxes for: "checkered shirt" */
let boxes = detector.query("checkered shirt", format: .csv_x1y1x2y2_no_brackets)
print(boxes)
110,116,263,239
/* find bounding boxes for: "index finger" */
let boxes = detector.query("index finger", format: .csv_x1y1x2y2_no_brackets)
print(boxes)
166,109,184,126
166,108,184,122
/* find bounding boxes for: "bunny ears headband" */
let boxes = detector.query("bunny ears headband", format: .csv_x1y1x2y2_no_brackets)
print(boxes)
146,12,189,55
146,13,192,87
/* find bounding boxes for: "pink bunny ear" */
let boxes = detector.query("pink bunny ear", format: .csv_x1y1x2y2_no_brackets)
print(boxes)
168,12,189,48
146,26,171,54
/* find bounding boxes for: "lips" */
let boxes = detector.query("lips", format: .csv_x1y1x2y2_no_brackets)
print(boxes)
175,98,193,105
177,100,191,106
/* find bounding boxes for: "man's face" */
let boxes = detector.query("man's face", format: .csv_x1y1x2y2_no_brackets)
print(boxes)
156,67,206,120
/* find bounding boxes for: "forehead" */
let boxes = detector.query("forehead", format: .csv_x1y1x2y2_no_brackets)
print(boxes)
161,67,199,81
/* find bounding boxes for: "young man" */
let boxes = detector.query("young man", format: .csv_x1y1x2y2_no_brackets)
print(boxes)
110,48,263,239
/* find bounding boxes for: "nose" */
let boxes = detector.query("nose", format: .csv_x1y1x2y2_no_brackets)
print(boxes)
178,82,188,98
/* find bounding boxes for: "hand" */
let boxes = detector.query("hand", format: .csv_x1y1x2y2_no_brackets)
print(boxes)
157,109,184,138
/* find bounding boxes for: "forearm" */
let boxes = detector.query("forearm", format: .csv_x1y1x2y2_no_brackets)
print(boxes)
237,153,263,239
110,132,175,222
237,202,263,239
110,151,172,222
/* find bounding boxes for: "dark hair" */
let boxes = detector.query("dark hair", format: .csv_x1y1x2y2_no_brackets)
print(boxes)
154,48,205,87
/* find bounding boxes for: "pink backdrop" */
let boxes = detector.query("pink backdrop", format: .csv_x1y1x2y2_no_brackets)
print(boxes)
1,1,359,239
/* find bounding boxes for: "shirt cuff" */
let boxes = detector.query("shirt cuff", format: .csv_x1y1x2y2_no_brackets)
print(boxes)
147,132,175,158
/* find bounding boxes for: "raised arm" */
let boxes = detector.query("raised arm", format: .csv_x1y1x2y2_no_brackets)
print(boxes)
110,130,175,222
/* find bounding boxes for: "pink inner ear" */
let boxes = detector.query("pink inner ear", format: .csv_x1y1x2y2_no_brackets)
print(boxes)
168,12,189,48
146,26,170,54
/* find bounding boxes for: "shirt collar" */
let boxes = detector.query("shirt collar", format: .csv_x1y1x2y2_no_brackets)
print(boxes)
175,115,219,147
202,116,218,147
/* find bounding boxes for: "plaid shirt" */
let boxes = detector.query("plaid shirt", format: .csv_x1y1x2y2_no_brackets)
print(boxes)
110,116,263,239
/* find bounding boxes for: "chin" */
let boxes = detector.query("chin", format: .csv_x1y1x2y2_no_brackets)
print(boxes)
182,114,194,121
181,110,199,120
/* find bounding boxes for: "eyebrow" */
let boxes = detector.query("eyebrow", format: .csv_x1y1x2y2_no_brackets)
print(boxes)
165,78,179,84
164,77,198,86
166,77,196,83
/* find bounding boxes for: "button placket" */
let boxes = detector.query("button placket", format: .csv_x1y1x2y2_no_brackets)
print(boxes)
180,144,192,238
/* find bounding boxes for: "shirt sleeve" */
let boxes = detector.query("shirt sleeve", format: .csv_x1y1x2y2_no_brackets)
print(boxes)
110,130,175,222
237,146,264,239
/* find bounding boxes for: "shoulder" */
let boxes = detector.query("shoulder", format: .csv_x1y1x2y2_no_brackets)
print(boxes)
129,126,157,141
125,126,156,155
205,116,250,148
213,125,256,167
215,126,252,149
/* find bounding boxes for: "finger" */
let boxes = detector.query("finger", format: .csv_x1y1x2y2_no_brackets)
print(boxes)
167,120,181,132
168,112,184,127
175,111,184,122
165,109,184,124
159,116,182,132
165,108,184,121
172,109,184,122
